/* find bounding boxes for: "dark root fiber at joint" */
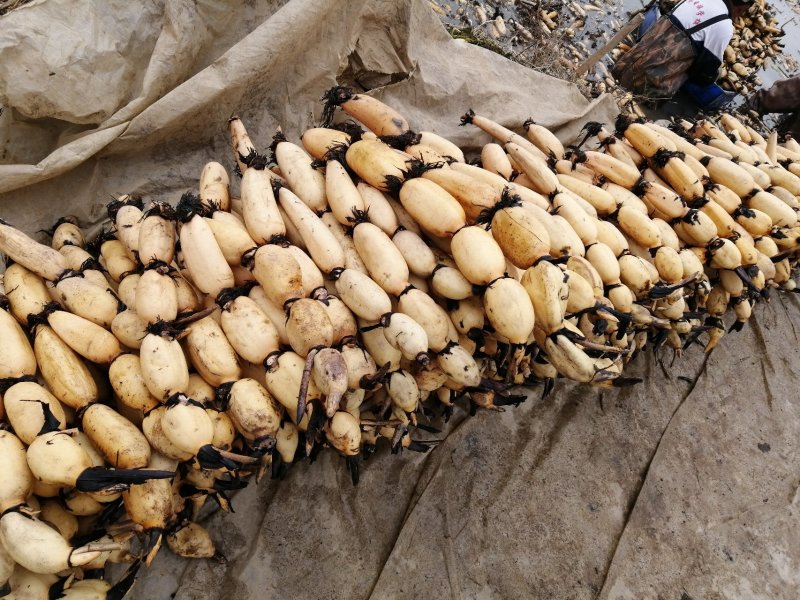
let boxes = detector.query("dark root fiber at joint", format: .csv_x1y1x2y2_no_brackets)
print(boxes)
631,177,651,197
146,320,180,339
240,246,258,269
402,157,445,181
651,148,686,169
215,282,256,308
175,192,208,223
143,201,177,222
331,120,365,142
476,187,522,227
614,113,633,135
581,121,606,137
321,86,356,128
85,229,118,256
241,149,271,171
106,195,144,221
379,130,421,150
322,142,350,166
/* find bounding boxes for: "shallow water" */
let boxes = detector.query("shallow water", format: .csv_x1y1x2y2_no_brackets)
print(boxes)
435,0,800,122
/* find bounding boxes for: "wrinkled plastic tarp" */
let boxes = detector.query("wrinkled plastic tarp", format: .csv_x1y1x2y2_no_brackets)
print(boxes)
135,293,800,600
0,0,616,231
1,0,798,599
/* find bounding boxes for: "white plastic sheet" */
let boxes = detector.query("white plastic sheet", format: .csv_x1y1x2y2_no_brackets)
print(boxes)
2,1,796,599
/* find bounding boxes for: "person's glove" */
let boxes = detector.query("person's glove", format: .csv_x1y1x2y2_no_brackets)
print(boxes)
743,92,761,113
